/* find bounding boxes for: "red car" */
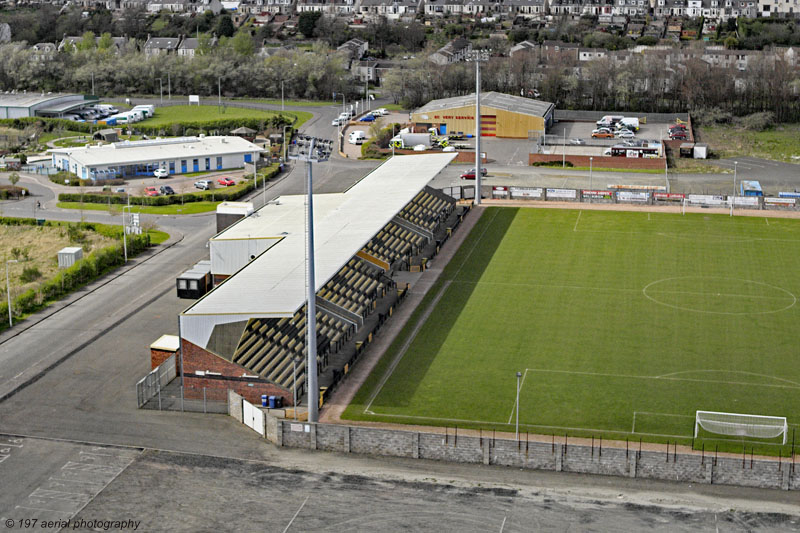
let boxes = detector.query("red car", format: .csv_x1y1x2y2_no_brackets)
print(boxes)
144,186,160,197
217,177,235,187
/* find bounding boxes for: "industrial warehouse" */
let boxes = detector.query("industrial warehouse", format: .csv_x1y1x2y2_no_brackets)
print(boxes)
49,136,263,180
175,153,467,406
0,92,99,119
411,91,555,139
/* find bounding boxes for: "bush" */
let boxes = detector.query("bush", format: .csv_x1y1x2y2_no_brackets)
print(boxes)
20,266,42,283
738,112,775,131
693,107,733,126
532,161,574,167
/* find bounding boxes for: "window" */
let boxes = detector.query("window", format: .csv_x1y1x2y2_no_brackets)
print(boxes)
178,279,187,289
216,156,222,169
205,157,210,170
189,280,198,290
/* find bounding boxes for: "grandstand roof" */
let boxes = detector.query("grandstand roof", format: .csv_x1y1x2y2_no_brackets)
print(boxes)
183,153,456,321
414,91,553,118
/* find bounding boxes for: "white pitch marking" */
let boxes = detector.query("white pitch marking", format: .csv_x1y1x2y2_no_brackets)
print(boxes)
648,212,651,221
573,210,582,232
282,495,310,533
15,505,72,514
507,369,529,424
499,516,507,533
48,477,103,485
765,217,770,225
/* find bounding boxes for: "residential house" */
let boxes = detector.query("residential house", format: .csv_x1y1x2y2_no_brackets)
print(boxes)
509,40,539,57
578,47,607,61
57,34,129,54
351,59,398,85
548,0,583,14
147,0,190,12
758,0,800,17
685,0,702,16
701,0,722,18
612,0,650,15
178,35,218,57
337,38,368,62
425,0,464,16
194,0,224,13
143,34,182,56
503,0,548,17
31,42,57,61
429,38,473,65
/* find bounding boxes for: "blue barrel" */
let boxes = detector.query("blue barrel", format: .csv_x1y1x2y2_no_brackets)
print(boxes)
268,396,277,409
261,395,268,407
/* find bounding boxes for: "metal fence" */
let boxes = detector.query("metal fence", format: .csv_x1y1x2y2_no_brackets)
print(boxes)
136,355,176,408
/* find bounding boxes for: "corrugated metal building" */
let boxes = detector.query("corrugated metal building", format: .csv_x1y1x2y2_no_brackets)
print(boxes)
0,93,98,119
411,92,555,139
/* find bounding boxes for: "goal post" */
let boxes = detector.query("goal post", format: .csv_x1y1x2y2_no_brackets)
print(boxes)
695,410,788,444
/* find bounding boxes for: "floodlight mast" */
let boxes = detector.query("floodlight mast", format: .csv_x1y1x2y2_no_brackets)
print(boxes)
287,135,332,423
469,50,489,205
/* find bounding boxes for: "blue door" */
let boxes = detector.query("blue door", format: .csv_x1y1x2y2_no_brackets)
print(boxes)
169,161,175,173
216,157,222,170
244,154,252,163
440,124,446,134
205,158,210,170
181,160,187,173
192,159,199,172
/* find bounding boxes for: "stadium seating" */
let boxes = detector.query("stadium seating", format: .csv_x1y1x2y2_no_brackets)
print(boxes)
397,188,455,232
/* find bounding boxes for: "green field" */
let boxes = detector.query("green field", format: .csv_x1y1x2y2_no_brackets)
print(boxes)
344,208,800,454
137,105,312,128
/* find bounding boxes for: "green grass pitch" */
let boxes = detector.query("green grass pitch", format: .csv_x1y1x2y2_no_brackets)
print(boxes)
343,207,800,453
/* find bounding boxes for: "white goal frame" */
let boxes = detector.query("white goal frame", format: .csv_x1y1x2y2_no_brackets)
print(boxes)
695,410,788,444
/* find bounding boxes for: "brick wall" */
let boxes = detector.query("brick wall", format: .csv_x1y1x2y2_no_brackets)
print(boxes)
181,339,293,406
528,154,665,169
150,348,177,371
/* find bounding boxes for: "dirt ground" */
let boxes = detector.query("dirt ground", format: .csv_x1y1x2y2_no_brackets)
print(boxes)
0,224,116,295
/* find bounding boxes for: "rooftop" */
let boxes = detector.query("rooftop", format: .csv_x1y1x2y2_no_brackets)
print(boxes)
0,93,87,109
183,153,456,320
49,136,263,167
414,91,554,118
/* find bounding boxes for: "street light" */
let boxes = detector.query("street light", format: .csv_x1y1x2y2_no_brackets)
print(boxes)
731,161,737,217
281,80,285,111
6,259,18,327
217,77,222,113
156,77,163,105
287,135,333,424
515,371,522,439
589,156,593,191
467,50,490,206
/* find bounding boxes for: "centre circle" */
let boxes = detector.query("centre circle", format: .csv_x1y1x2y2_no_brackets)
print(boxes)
642,276,796,315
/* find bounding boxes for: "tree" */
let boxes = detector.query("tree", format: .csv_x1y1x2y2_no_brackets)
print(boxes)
231,31,254,56
298,12,322,39
8,172,20,187
77,31,96,52
216,15,235,38
97,32,113,51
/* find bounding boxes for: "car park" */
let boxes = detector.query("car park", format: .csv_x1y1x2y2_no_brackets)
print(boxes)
217,177,235,187
144,186,160,197
592,131,615,138
160,185,175,195
154,167,169,178
195,180,212,190
569,138,585,145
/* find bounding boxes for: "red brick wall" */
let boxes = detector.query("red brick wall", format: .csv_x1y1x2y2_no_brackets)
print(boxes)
378,148,486,163
528,154,665,169
150,348,177,371
180,338,293,406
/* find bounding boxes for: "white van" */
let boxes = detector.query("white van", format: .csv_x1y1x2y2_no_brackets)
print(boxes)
348,131,366,145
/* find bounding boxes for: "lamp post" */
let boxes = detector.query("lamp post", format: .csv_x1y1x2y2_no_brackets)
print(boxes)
468,50,490,205
287,135,333,423
156,77,163,105
515,371,522,440
168,72,171,100
6,259,18,327
732,161,737,217
281,80,285,111
91,72,95,96
589,156,593,191
217,77,222,113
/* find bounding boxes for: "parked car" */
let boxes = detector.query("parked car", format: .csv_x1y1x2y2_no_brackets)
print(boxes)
195,180,212,190
569,138,585,145
358,114,376,122
115,187,126,193
331,117,347,126
460,168,487,180
592,128,612,135
348,131,367,145
670,133,688,140
144,186,160,197
154,167,169,178
160,185,175,195
615,130,635,139
373,108,389,116
592,131,615,139
217,177,235,186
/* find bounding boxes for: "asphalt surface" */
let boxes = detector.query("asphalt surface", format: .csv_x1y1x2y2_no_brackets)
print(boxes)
1,98,799,530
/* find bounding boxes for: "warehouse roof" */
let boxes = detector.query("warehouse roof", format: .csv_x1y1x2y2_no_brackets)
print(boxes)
414,91,554,118
49,136,262,167
0,93,85,108
183,153,456,320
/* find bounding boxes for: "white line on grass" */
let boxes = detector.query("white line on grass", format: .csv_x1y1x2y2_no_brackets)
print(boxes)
282,495,310,533
521,368,800,390
654,369,800,387
573,210,582,232
363,281,452,415
645,289,794,301
766,217,770,225
451,208,501,281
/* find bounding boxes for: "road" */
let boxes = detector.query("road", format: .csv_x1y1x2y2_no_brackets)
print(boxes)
1,99,798,529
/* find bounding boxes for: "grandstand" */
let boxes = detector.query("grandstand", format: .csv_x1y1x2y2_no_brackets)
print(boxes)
179,154,466,405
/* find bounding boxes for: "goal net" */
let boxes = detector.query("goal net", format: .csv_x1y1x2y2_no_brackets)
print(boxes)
695,411,788,444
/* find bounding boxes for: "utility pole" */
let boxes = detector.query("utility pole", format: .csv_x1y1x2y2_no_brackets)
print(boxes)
470,50,489,205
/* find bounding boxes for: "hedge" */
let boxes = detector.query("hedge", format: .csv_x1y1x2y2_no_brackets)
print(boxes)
58,164,282,205
0,228,151,328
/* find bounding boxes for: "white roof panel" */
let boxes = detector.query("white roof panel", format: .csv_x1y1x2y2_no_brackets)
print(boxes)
49,136,262,167
184,153,456,318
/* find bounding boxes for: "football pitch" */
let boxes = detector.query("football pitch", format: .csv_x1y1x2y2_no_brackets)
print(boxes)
343,207,800,452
